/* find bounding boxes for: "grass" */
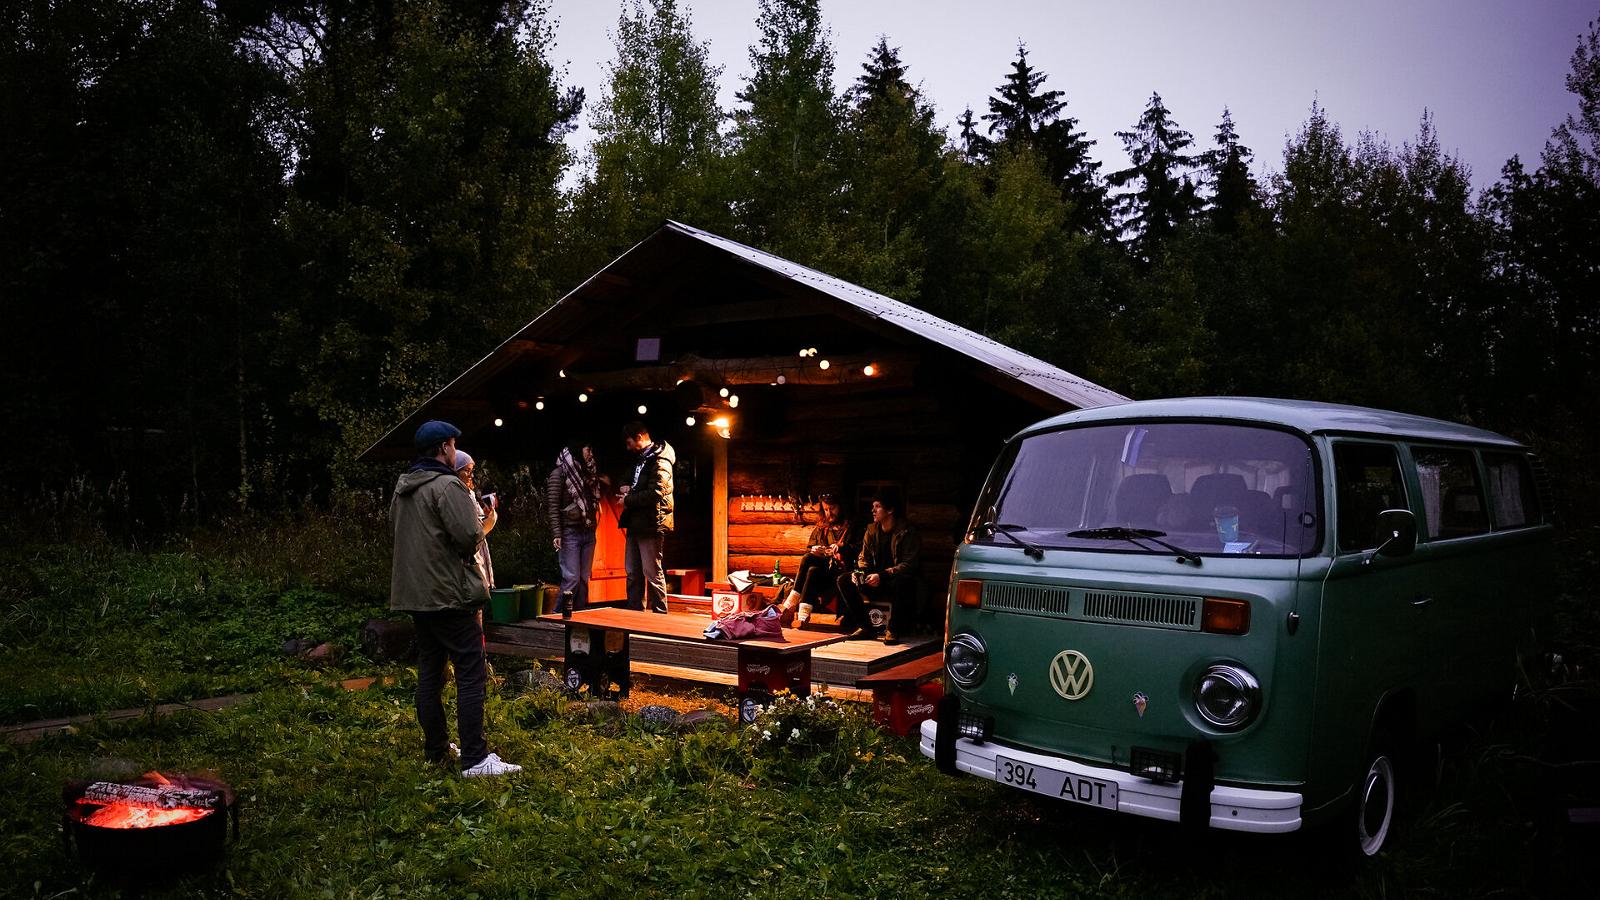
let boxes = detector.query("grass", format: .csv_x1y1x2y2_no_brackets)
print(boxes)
0,673,1592,898
1,506,1597,897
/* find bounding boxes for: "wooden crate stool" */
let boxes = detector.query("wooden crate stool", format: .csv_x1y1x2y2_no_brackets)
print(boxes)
857,654,946,737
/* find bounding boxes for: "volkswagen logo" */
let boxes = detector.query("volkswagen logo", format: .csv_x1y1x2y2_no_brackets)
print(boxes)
1049,650,1094,700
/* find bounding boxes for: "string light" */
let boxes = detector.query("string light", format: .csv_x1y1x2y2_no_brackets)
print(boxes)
728,395,740,408
863,364,877,377
559,369,567,378
535,399,545,410
515,400,529,409
818,359,831,370
637,405,648,415
493,418,504,427
797,349,808,358
719,387,730,398
685,416,696,426
711,416,730,429
578,392,589,403
776,374,787,385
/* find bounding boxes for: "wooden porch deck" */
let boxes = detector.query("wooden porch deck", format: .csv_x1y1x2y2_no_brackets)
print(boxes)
485,604,940,692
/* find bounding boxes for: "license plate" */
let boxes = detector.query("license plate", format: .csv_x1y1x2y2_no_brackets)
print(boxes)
995,755,1118,810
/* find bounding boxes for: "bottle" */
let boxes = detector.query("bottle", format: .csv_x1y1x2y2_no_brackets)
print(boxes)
772,558,782,587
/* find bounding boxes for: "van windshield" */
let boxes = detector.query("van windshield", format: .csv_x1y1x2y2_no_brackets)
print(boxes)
971,423,1320,557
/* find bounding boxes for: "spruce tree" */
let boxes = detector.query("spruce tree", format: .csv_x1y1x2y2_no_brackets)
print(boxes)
979,44,1105,233
831,36,945,300
1204,107,1260,233
728,0,845,262
1107,92,1204,260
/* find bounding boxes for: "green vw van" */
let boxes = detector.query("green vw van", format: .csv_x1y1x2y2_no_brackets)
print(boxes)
922,398,1553,855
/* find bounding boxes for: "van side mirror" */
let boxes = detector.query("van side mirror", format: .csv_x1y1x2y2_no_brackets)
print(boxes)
1369,509,1417,562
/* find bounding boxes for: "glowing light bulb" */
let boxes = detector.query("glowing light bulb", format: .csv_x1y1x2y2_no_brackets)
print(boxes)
711,416,730,429
493,418,504,427
685,416,696,426
535,400,545,410
863,364,877,377
578,392,589,403
728,395,740,408
719,387,730,398
818,359,830,370
776,374,787,385
808,347,818,356
558,369,567,378
717,427,731,439
637,405,648,414
798,349,808,358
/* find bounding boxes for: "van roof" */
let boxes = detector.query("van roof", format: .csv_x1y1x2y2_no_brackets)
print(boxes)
1026,397,1526,448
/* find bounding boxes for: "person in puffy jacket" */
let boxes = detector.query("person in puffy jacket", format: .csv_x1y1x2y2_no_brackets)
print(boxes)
618,420,674,613
546,442,599,612
390,420,521,778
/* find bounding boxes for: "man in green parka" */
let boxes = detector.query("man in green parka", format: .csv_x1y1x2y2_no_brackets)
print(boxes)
390,420,521,777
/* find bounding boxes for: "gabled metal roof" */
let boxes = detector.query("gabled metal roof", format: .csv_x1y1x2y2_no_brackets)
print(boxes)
361,222,1128,459
664,222,1130,410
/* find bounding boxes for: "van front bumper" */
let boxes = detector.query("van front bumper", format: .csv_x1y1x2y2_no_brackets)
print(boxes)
918,719,1302,834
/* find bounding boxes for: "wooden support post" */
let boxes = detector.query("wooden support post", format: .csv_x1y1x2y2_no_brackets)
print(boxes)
713,438,728,582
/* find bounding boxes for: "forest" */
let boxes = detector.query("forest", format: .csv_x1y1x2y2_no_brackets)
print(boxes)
2,0,1597,530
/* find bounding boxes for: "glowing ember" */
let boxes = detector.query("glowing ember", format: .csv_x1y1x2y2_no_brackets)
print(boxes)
81,800,213,829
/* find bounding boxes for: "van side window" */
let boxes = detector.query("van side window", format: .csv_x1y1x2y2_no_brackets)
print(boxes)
1414,448,1489,539
1333,443,1407,553
1483,452,1541,529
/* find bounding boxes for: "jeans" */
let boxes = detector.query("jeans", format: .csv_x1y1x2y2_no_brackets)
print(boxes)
557,526,597,611
794,554,840,607
410,609,488,769
625,530,668,613
835,572,919,636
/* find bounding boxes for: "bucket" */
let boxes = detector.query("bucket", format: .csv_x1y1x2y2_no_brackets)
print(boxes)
514,584,538,619
489,588,519,623
540,584,560,615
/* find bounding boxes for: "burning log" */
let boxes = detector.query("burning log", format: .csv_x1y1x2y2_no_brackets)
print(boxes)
63,772,238,872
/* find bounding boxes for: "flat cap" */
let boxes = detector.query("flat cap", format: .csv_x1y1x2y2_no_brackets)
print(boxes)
413,420,461,452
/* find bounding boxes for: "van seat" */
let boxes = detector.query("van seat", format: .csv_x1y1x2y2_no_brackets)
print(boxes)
1188,473,1249,528
1114,474,1173,529
1439,487,1488,537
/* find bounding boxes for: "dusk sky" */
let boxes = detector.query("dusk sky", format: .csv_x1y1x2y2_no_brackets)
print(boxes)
546,0,1597,191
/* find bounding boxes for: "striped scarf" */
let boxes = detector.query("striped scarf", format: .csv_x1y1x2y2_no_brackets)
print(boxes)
557,448,597,523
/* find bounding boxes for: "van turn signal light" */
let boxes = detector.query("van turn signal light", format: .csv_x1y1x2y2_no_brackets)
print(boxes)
955,580,983,608
1201,597,1251,635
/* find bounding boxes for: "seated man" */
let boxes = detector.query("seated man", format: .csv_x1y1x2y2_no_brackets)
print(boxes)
835,490,921,644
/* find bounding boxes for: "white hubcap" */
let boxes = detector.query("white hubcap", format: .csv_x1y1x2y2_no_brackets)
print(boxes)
1357,754,1395,856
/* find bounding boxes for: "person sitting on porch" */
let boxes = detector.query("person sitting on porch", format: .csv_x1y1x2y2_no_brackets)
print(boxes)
778,494,859,628
835,490,922,644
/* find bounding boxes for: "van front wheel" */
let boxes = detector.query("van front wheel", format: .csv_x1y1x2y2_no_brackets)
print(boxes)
1353,739,1398,857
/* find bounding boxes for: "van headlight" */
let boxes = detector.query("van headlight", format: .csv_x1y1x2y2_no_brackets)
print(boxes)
945,633,988,688
1193,663,1261,729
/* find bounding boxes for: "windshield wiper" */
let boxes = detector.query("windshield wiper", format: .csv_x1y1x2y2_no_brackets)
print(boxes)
981,523,1045,560
1067,527,1202,567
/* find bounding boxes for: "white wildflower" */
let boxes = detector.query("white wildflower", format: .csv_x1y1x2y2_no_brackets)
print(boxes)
790,727,801,741
762,729,773,741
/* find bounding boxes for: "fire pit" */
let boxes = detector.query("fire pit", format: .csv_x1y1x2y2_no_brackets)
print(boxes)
62,772,238,871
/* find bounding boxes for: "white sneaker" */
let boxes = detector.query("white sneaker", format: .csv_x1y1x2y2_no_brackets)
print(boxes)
461,752,522,778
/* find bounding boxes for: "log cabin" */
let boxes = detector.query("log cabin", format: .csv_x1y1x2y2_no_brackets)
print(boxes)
361,222,1129,630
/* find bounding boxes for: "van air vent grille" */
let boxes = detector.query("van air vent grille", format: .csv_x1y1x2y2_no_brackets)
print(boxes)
980,582,1072,617
1081,591,1202,630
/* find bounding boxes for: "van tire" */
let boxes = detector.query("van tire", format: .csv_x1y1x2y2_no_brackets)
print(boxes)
1351,731,1400,857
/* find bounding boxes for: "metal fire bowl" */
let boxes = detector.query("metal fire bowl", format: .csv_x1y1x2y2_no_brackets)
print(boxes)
62,777,238,873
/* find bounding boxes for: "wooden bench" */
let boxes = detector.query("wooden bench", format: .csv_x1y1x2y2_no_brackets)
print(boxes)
857,653,945,736
538,608,851,723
